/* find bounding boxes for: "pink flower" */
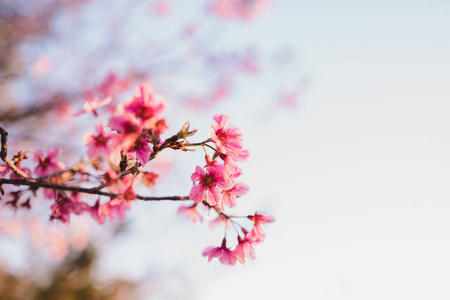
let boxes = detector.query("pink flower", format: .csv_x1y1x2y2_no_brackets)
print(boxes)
221,153,242,178
248,212,275,224
141,172,158,187
100,198,132,221
10,167,31,180
205,155,240,183
219,182,249,210
50,193,89,226
88,199,106,224
75,97,111,117
177,204,203,223
108,105,142,151
83,123,113,159
0,164,10,178
233,234,256,264
129,135,152,165
118,185,136,201
202,238,237,266
248,212,275,243
124,84,166,130
89,197,132,223
1,154,31,180
209,214,231,229
33,148,65,177
189,165,233,206
209,114,248,161
102,171,136,197
96,71,130,98
152,118,168,136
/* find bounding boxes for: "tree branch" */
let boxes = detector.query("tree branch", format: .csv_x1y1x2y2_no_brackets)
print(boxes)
0,127,30,179
0,178,190,201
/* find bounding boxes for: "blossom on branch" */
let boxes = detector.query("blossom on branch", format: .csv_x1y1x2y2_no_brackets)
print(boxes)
33,147,65,177
219,182,249,210
124,84,166,131
248,212,275,243
202,238,237,266
83,123,113,159
210,114,249,161
189,165,233,206
233,234,256,264
0,82,274,266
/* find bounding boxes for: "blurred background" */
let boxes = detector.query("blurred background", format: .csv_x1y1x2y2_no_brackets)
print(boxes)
1,0,450,299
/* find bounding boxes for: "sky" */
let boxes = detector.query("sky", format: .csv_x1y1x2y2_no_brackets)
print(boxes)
190,1,450,299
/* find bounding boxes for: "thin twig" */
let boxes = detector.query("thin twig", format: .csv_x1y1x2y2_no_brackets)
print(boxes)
0,127,30,179
0,178,190,201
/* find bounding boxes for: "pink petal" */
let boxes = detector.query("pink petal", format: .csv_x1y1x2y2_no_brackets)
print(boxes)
206,186,222,206
190,166,204,182
189,185,205,203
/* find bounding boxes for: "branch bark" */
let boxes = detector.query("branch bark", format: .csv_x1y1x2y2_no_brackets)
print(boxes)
0,127,30,179
0,178,190,201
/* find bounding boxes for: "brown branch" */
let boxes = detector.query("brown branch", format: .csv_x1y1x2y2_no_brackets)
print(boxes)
0,178,190,201
0,127,190,201
0,127,30,179
0,98,65,123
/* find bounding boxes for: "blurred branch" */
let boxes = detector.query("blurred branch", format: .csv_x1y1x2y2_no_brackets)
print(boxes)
0,99,63,123
0,126,29,178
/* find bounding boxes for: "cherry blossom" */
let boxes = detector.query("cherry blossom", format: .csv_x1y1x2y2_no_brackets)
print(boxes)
75,97,111,117
177,204,203,223
0,164,9,177
189,165,232,205
33,147,65,177
129,135,152,165
210,114,248,161
124,84,166,130
83,123,113,159
202,238,237,266
248,212,275,243
0,83,274,266
233,234,256,264
219,182,249,210
50,193,89,226
141,172,158,187
108,105,142,151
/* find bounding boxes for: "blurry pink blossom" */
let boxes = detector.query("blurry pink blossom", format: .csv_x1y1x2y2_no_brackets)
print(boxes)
33,147,65,177
248,212,275,243
83,123,113,159
233,234,256,264
177,204,203,223
124,84,166,130
75,97,111,117
210,114,248,161
219,182,249,210
202,238,236,266
31,56,51,77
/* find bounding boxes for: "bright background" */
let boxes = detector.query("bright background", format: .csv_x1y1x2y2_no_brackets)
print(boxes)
192,1,450,299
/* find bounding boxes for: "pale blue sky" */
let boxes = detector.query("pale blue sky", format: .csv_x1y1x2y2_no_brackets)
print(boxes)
194,1,450,299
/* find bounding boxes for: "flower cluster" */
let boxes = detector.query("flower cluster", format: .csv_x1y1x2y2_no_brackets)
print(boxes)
202,212,275,265
0,83,274,266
